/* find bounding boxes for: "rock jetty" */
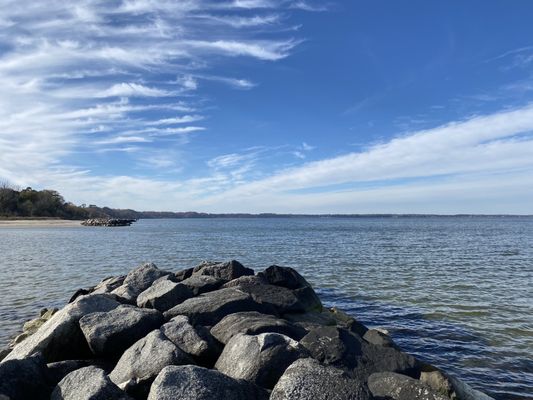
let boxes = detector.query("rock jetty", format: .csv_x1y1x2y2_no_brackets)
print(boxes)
81,218,137,227
0,260,494,400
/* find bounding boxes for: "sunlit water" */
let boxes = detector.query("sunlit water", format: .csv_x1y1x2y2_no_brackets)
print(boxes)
0,217,531,399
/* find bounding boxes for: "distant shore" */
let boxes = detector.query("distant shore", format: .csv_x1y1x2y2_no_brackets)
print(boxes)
0,219,82,228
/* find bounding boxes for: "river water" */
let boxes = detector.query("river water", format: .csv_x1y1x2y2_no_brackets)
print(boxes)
0,217,531,399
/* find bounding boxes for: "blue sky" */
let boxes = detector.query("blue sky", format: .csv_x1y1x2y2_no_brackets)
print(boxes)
1,0,533,213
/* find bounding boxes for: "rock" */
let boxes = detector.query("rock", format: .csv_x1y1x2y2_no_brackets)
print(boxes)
0,354,50,400
215,333,307,389
0,347,11,362
355,341,421,380
147,365,269,400
300,326,363,370
222,275,268,288
364,329,398,348
79,305,163,358
447,375,495,400
193,260,254,281
270,358,372,400
111,263,171,302
211,311,307,344
419,369,495,400
109,330,192,398
92,276,126,295
47,359,110,386
51,366,132,400
328,307,369,337
368,372,449,400
237,283,321,313
258,265,312,289
283,310,338,329
2,294,121,362
160,316,220,366
137,280,193,312
180,275,225,295
174,267,193,282
164,287,271,326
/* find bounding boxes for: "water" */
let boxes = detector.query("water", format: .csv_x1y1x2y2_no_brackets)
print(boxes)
0,217,532,399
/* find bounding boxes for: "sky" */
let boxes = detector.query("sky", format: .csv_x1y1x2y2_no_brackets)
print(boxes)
1,0,533,214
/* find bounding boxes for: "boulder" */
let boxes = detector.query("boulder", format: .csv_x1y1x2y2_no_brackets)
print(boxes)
328,307,368,337
111,263,171,302
192,260,254,281
211,311,307,344
270,358,372,400
2,294,121,362
180,275,225,296
363,329,398,348
215,333,307,389
354,341,421,380
147,365,269,400
283,310,338,329
160,316,220,366
258,265,312,289
237,283,321,313
163,287,271,326
420,369,495,400
174,267,194,282
300,326,363,370
92,276,126,295
222,275,268,288
47,359,111,386
368,372,449,400
137,280,193,312
109,330,192,397
79,305,163,358
51,366,132,400
0,354,50,400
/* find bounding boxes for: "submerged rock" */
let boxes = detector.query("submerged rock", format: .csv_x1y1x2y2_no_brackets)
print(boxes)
51,366,132,400
270,358,372,400
79,305,163,357
147,365,269,400
215,332,307,389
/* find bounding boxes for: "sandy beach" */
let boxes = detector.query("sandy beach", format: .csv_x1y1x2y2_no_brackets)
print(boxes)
0,220,82,228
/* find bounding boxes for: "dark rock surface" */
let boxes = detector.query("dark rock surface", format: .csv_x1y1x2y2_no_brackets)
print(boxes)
179,274,225,295
147,365,269,400
210,311,307,344
368,371,449,400
236,283,321,313
111,263,171,302
192,260,254,281
270,358,372,400
163,287,271,325
79,305,163,357
259,265,312,289
215,332,307,389
0,354,50,400
222,274,268,288
51,366,132,400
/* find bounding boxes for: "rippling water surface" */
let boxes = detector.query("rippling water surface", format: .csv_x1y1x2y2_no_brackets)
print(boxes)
0,217,531,399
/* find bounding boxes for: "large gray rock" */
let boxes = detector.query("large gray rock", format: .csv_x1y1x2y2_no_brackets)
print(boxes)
2,294,121,362
147,365,269,400
92,276,126,295
51,366,132,400
210,311,307,344
179,275,225,296
174,267,194,282
79,305,163,357
270,358,372,400
236,283,321,314
160,316,220,366
111,263,171,302
368,372,449,400
137,280,193,312
420,370,495,400
47,359,111,387
222,275,267,288
163,287,271,325
0,354,50,400
193,260,254,281
300,326,363,370
109,330,192,397
363,329,398,348
215,333,307,389
355,341,421,380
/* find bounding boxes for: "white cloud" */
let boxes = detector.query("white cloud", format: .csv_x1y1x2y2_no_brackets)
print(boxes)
97,83,174,98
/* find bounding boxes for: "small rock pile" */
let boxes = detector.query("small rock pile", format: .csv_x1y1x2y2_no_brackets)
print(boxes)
0,261,494,400
81,218,137,227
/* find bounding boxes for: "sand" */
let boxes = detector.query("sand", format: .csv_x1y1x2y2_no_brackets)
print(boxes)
0,219,82,228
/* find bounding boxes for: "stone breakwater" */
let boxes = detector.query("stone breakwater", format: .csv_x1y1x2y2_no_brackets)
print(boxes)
81,218,137,227
0,260,494,400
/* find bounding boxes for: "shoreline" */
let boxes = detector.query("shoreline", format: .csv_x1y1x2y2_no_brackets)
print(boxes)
0,219,82,228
